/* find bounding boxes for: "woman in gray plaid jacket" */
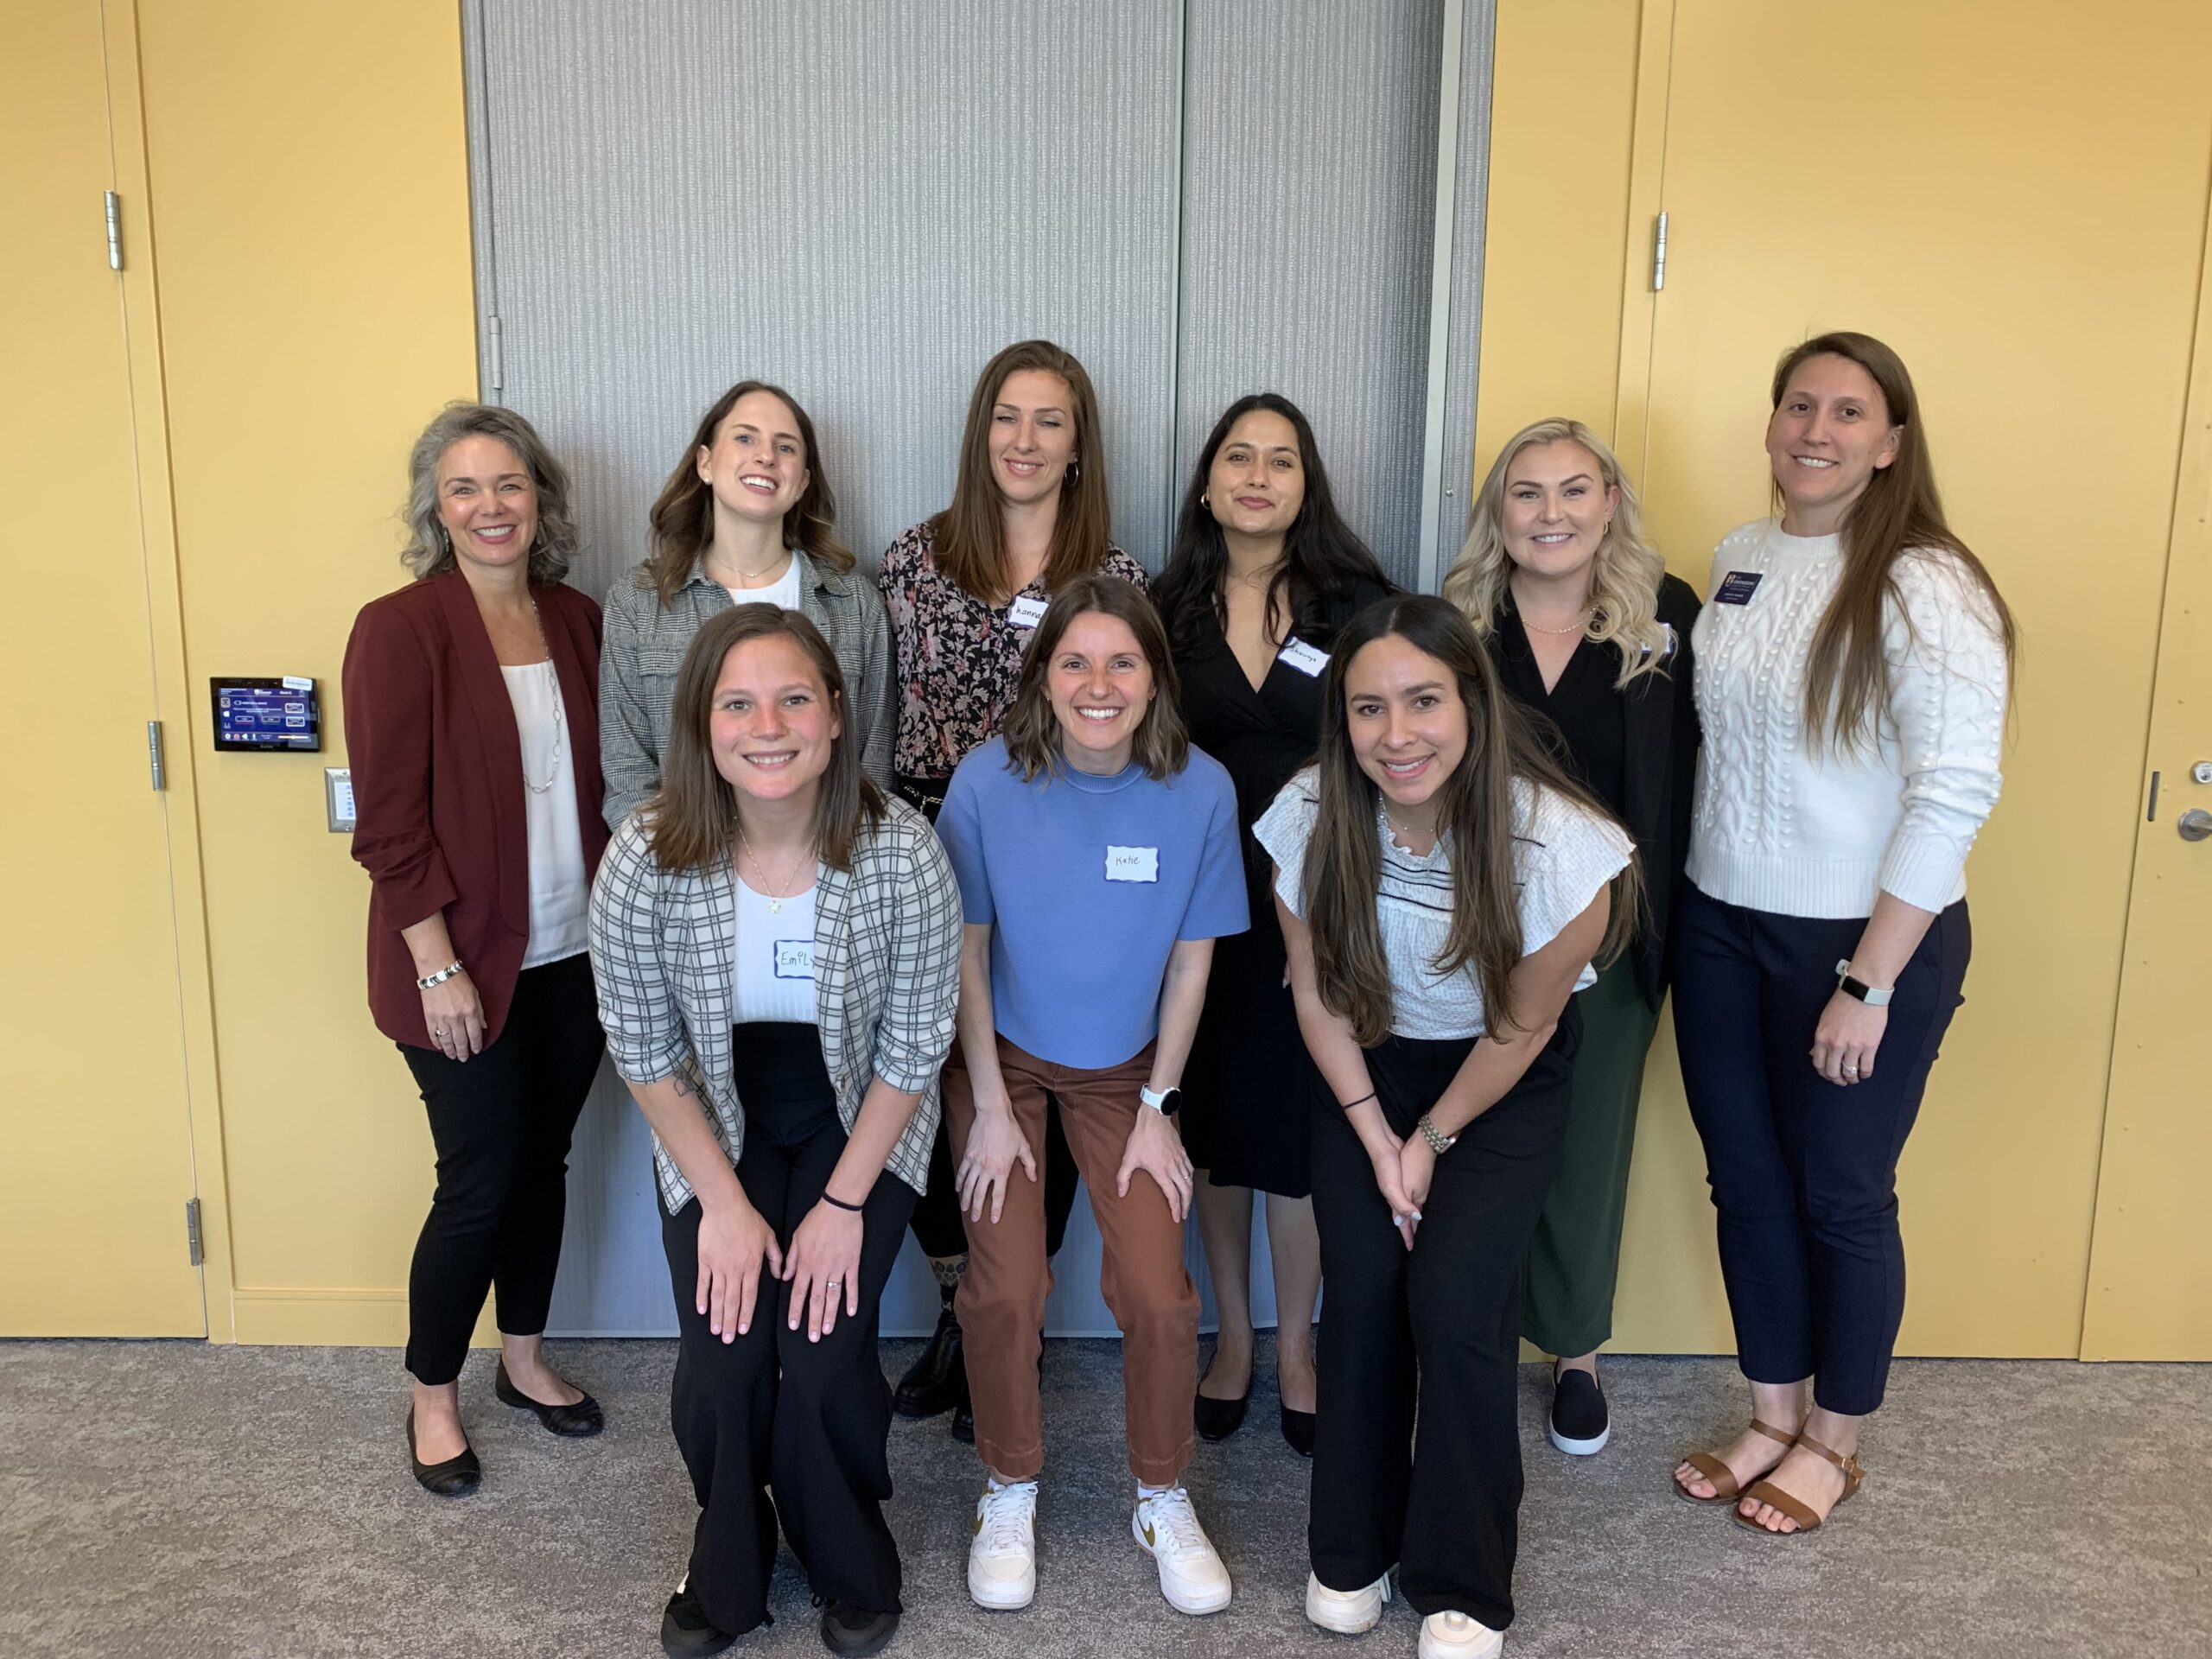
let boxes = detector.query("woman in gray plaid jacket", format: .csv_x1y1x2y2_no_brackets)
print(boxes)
588,604,960,1659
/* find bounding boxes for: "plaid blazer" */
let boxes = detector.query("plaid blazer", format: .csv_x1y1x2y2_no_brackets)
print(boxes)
588,794,959,1214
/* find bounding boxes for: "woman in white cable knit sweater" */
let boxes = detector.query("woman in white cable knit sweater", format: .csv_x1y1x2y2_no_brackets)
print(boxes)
1668,333,2014,1537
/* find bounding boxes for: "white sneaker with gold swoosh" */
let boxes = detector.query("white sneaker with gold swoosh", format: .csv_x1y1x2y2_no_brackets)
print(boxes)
1132,1486,1232,1614
968,1480,1038,1610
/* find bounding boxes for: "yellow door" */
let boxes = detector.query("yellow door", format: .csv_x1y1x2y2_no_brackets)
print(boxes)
1606,0,2212,1357
2080,209,2212,1361
0,0,206,1334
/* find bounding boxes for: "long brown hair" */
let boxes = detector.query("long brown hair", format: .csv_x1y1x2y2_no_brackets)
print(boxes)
999,575,1190,784
644,380,853,607
1770,333,2017,753
928,340,1112,604
644,605,884,874
1304,595,1639,1046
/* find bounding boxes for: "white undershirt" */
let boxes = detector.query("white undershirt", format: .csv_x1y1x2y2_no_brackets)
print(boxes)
502,661,589,968
730,876,819,1025
721,554,804,616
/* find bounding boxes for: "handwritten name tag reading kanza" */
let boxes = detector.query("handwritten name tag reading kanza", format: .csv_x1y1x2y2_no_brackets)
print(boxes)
1105,845,1160,882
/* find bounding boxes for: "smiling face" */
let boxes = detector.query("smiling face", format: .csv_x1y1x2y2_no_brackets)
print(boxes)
1765,353,1902,535
435,435,538,574
1343,633,1470,825
708,632,842,809
1500,439,1616,590
1046,609,1155,775
1205,409,1306,542
696,389,810,528
988,368,1078,508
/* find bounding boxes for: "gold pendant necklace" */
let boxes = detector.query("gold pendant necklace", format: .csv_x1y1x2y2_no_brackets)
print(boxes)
735,823,810,914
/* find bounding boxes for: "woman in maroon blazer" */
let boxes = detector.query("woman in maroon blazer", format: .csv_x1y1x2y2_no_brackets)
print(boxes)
343,402,611,1497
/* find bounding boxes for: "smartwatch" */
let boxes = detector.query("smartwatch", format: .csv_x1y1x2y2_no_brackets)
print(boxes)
1834,960,1894,1007
1139,1084,1183,1117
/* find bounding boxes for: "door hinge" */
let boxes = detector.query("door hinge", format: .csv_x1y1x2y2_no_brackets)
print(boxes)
486,314,504,393
184,1198,205,1267
105,190,124,270
147,720,166,790
1651,211,1669,292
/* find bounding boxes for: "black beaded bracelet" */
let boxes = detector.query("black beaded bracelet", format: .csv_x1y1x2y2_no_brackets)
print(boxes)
820,1192,865,1213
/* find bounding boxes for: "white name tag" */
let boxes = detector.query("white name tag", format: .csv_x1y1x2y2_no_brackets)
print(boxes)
1277,637,1330,677
1105,845,1159,883
773,938,815,980
1007,594,1049,631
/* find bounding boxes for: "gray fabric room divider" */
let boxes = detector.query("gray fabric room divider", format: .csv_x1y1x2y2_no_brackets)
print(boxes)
460,0,1493,1337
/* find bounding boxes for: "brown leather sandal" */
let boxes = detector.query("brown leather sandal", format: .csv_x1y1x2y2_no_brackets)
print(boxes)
1732,1432,1865,1535
1672,1417,1798,1505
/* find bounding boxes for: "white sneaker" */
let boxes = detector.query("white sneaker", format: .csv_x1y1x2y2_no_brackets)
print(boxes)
1132,1486,1233,1614
1304,1568,1392,1633
1420,1609,1505,1659
967,1481,1038,1610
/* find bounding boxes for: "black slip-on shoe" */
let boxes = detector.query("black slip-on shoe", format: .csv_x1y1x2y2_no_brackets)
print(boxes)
495,1359,604,1437
406,1407,480,1497
820,1601,899,1656
1548,1367,1611,1456
661,1580,738,1658
1281,1404,1316,1458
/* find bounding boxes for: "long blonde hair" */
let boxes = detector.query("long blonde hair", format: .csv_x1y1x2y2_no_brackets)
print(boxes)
1444,417,1670,686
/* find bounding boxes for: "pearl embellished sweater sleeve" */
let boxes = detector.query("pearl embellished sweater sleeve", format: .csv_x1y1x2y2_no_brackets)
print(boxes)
1687,520,2007,920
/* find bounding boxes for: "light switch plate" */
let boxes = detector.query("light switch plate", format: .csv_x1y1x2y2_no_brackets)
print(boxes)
325,767,355,832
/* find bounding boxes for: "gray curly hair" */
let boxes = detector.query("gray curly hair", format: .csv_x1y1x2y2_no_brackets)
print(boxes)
399,402,580,582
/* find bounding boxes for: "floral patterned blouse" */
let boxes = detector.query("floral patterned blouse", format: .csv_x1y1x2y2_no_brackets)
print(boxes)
877,519,1150,780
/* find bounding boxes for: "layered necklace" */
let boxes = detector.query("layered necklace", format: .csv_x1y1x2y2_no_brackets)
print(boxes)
519,598,565,795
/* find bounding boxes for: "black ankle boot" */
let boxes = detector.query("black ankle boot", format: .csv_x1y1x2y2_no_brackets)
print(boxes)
893,1285,966,1419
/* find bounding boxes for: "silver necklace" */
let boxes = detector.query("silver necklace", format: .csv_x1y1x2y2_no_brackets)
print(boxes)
519,598,564,795
735,823,811,914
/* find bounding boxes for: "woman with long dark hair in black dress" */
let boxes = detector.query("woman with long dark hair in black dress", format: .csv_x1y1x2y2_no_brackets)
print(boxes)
1151,393,1393,1453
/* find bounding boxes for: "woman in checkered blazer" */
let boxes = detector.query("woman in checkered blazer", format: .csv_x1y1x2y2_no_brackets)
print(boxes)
588,604,962,1658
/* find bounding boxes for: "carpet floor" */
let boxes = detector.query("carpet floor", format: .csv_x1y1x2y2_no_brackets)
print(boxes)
0,1338,2203,1657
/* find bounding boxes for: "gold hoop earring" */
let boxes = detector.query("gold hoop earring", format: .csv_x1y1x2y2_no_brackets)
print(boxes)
1199,491,1210,508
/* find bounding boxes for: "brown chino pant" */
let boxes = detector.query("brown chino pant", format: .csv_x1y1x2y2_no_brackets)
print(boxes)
943,1034,1200,1486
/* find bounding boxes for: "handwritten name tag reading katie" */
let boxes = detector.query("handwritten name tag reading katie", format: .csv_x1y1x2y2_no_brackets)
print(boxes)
1276,638,1330,677
1105,845,1160,883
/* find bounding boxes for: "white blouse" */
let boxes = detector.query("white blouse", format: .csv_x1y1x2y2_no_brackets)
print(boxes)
1254,767,1633,1041
502,661,589,968
729,878,819,1026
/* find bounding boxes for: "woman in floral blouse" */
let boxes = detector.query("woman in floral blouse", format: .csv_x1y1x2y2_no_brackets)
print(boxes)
877,339,1148,1437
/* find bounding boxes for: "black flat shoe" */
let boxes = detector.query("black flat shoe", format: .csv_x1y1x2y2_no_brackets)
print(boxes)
892,1292,965,1419
949,1386,975,1445
1548,1366,1610,1456
496,1359,604,1438
1194,1386,1249,1441
661,1580,737,1657
1281,1404,1316,1458
406,1407,480,1497
820,1600,899,1656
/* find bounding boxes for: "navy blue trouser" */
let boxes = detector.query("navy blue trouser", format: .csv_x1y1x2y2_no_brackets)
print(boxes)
1671,884,1970,1415
1307,1012,1579,1632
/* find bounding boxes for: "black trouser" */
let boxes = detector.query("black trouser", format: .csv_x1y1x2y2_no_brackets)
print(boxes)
1671,885,1970,1416
1307,1012,1578,1632
895,772,1080,1262
661,1022,918,1637
399,952,601,1387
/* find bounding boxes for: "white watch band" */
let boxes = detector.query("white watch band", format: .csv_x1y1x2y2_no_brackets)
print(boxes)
1139,1084,1172,1112
1834,959,1894,1007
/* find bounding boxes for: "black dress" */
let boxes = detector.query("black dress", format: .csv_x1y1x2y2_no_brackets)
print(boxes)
1176,578,1391,1197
